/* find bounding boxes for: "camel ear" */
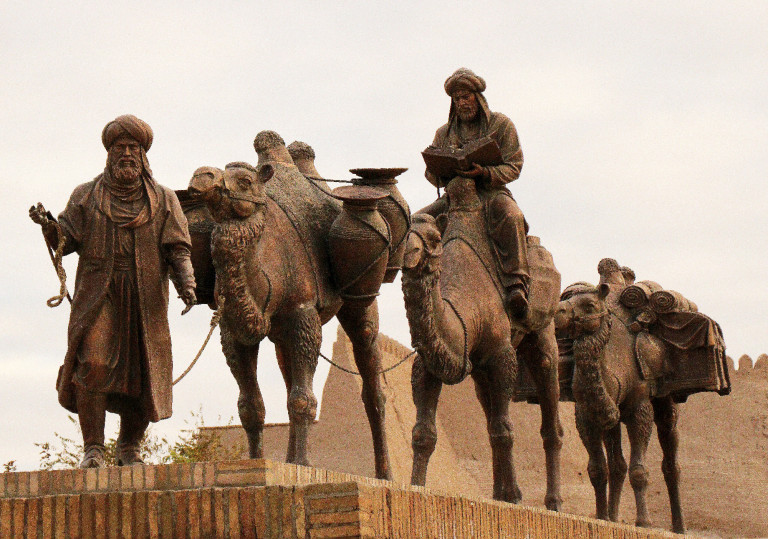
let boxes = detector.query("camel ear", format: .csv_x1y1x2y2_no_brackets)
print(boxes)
598,283,610,300
258,164,274,183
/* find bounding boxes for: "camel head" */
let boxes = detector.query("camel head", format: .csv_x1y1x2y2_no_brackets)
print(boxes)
444,176,482,211
188,162,273,223
402,214,443,273
555,281,610,338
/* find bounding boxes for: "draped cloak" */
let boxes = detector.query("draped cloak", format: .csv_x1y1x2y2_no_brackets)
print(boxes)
425,107,524,189
55,174,191,422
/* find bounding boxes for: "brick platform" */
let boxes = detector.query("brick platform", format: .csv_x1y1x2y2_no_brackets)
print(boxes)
0,459,680,538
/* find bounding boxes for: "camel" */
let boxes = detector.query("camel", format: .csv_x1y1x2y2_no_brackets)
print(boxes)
401,176,563,510
186,143,393,479
554,259,685,533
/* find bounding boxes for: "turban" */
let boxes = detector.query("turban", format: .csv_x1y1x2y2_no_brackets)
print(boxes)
102,114,154,151
444,68,486,96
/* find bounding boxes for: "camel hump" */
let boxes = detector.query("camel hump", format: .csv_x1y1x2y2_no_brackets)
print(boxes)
523,236,561,332
265,163,341,305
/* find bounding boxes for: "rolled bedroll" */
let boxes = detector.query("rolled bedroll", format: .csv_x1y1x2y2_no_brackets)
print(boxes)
650,290,698,313
619,280,663,309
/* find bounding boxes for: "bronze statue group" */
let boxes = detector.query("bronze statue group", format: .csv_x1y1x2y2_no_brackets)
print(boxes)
30,68,729,534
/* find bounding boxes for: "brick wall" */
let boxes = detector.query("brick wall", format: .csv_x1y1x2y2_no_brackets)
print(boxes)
0,459,682,538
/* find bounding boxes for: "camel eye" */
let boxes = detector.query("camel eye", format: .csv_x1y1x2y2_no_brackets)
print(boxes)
237,176,252,190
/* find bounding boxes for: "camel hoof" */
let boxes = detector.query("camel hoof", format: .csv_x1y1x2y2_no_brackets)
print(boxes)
635,518,653,528
544,495,562,512
495,485,523,504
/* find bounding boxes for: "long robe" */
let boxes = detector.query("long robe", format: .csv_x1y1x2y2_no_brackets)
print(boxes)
55,174,191,422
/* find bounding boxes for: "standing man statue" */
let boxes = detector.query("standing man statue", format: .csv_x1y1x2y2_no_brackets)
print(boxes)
421,68,530,317
29,115,197,468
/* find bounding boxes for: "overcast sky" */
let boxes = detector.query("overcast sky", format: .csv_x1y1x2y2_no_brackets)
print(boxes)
1,2,766,471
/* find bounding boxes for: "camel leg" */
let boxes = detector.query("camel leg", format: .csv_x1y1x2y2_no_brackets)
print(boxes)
337,300,392,480
626,401,654,529
274,344,295,462
603,423,627,522
576,404,609,520
519,323,564,511
278,306,321,467
410,355,442,486
473,366,522,503
653,396,685,534
221,329,265,458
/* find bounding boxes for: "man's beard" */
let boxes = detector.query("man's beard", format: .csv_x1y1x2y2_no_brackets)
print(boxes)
111,160,142,183
457,107,479,123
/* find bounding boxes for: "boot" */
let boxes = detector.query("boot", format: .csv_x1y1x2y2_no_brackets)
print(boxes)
116,409,149,466
80,443,106,468
116,444,143,466
76,388,107,468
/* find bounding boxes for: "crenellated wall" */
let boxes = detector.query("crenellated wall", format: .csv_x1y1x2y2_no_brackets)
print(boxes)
726,353,768,377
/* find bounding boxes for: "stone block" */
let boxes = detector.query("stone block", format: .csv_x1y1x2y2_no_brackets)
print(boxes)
192,462,204,487
131,464,144,490
41,496,53,538
80,493,94,538
94,493,107,537
54,495,67,538
173,490,187,537
213,488,226,537
238,488,255,537
223,487,238,538
27,497,39,539
5,473,18,498
188,488,201,537
119,466,132,491
118,492,132,538
68,495,80,539
73,468,84,493
12,498,25,537
201,487,213,537
159,491,174,536
85,468,98,492
96,468,109,491
29,472,45,496
144,465,155,490
106,491,120,538
133,491,147,538
146,491,159,537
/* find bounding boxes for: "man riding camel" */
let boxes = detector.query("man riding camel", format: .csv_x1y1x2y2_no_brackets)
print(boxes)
420,67,530,317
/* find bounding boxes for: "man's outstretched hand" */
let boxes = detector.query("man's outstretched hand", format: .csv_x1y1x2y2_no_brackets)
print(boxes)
29,202,50,226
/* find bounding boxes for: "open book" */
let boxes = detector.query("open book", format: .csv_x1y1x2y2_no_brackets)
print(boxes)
421,135,502,179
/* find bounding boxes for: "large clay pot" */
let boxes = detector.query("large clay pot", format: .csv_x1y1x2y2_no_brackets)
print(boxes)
328,185,391,307
175,189,217,306
350,168,411,283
